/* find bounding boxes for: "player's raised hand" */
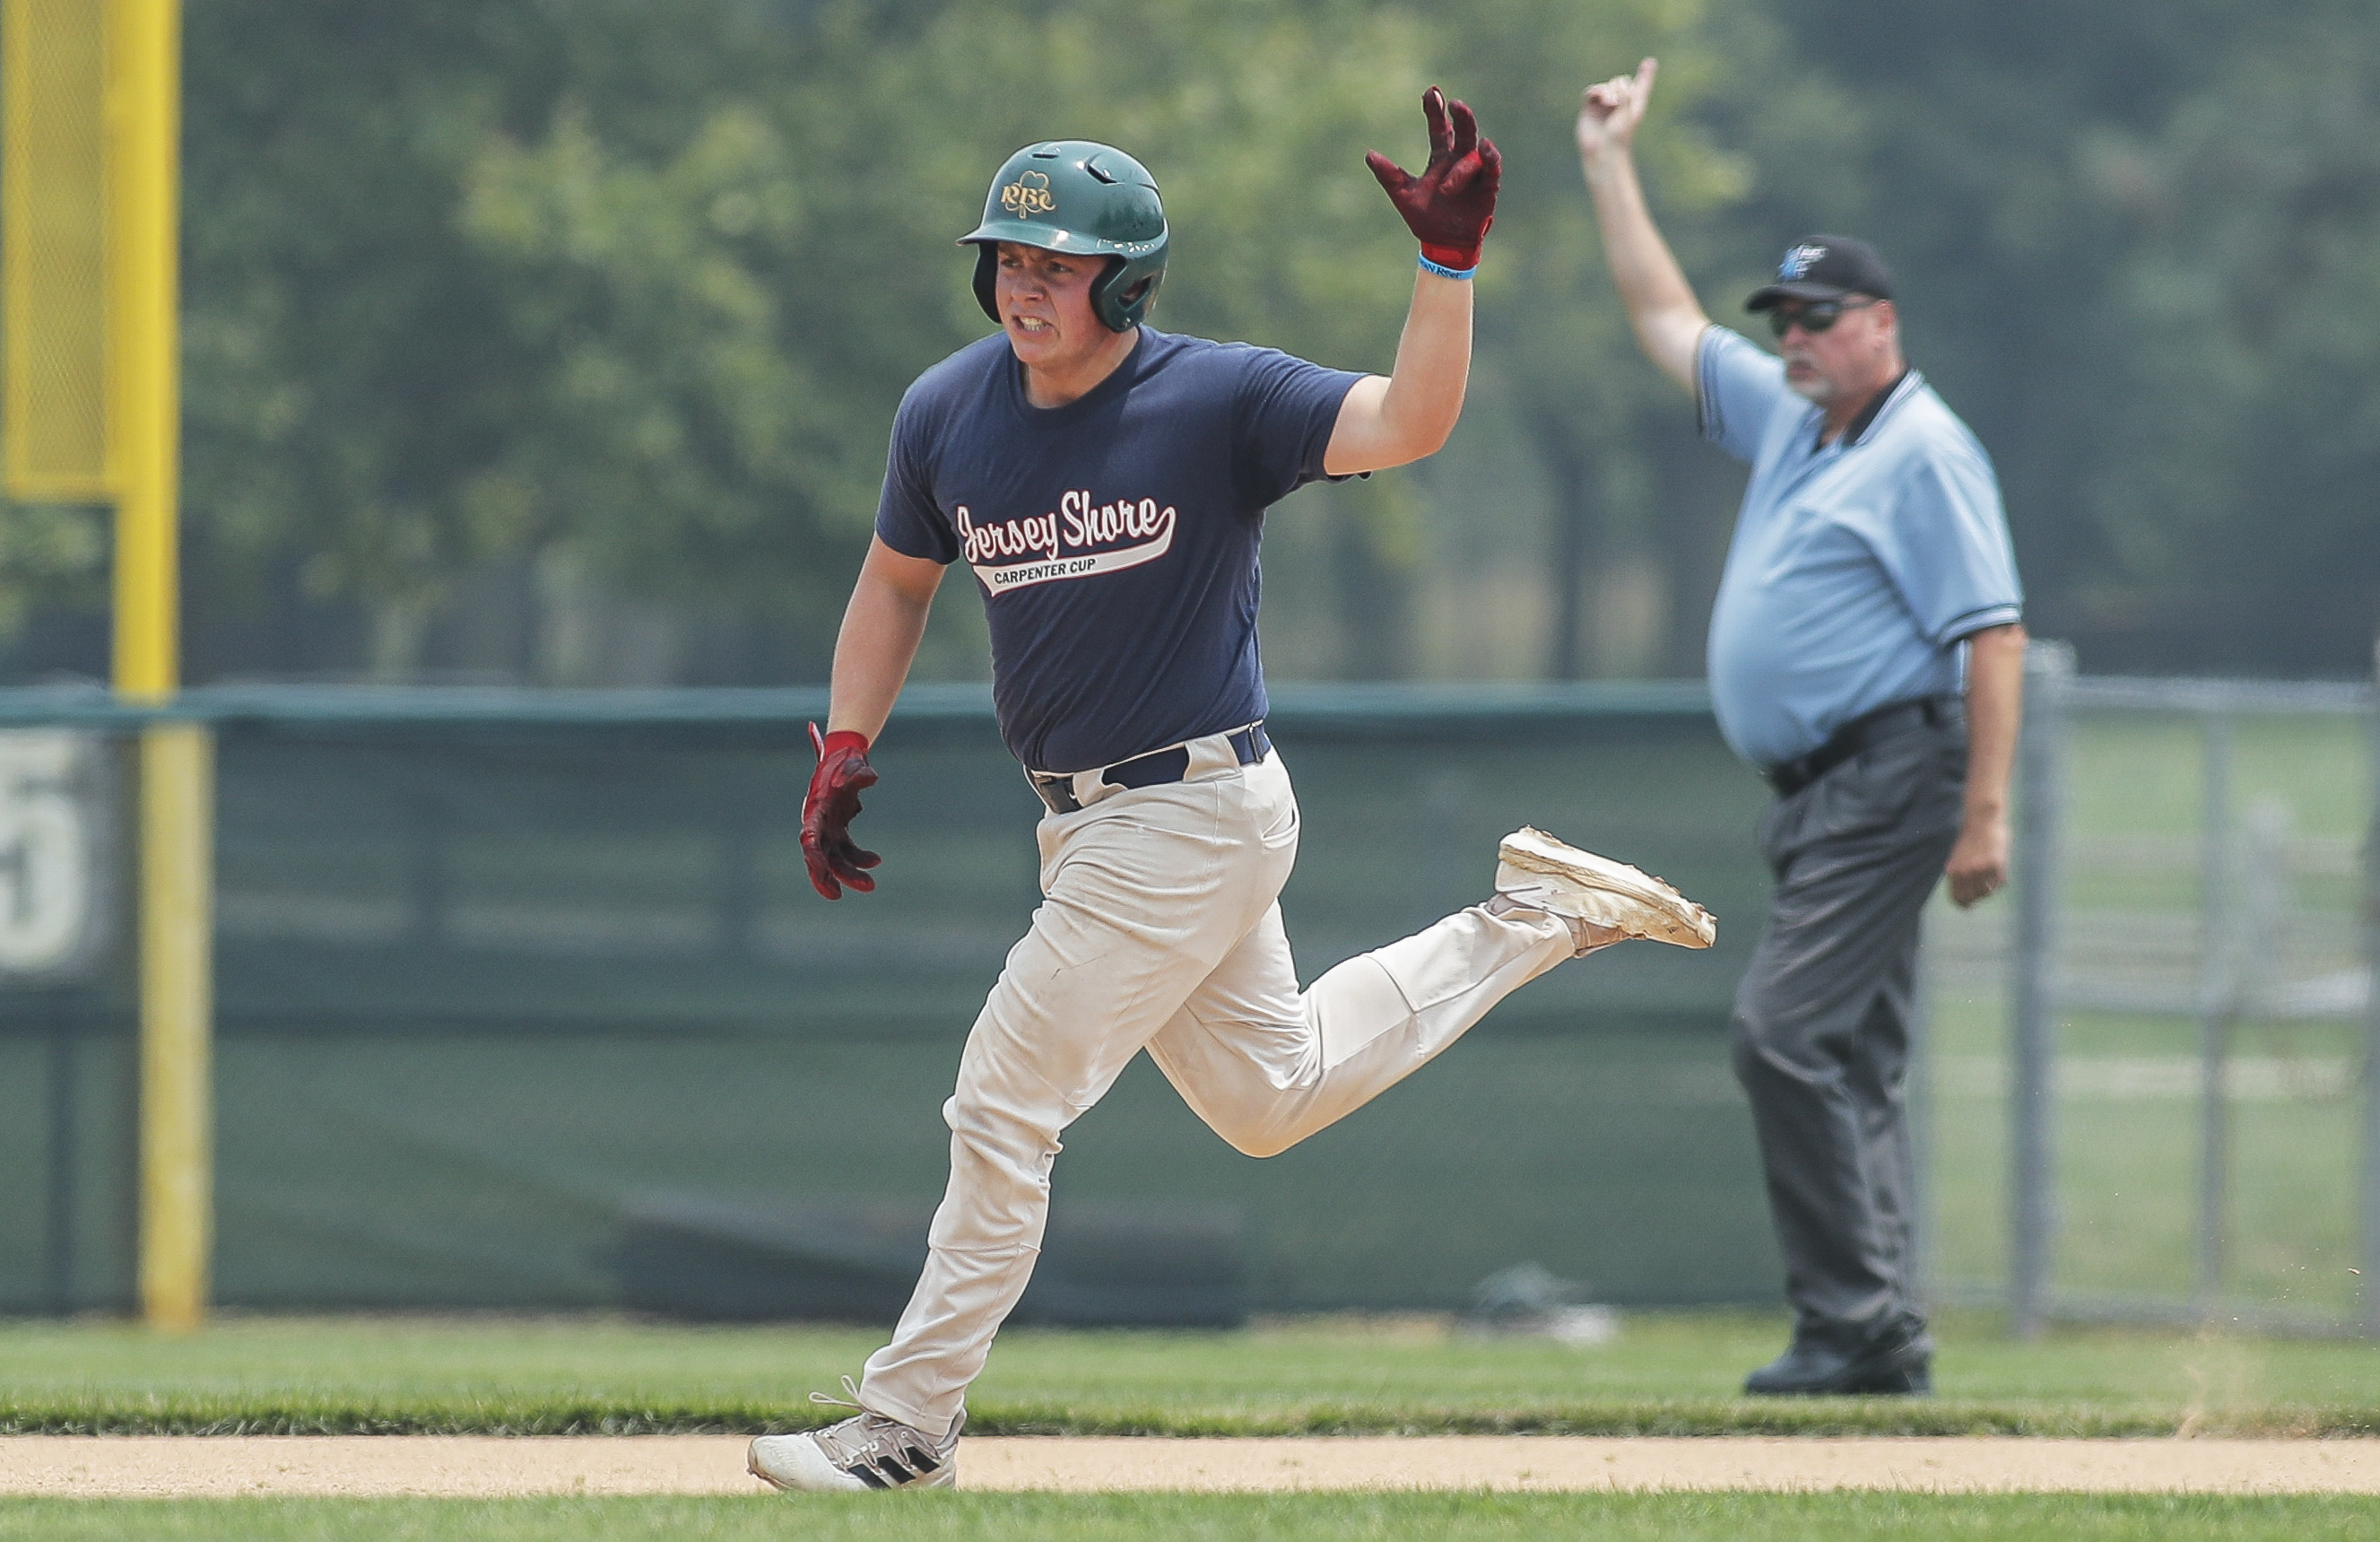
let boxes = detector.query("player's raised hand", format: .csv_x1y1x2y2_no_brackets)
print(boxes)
1577,57,1658,168
802,721,882,900
1366,85,1501,273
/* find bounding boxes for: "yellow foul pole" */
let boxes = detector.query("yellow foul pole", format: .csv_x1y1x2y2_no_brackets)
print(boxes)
110,0,210,1333
109,0,177,701
3,0,204,1327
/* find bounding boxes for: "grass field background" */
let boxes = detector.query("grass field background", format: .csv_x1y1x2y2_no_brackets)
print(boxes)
1921,707,2374,1320
6,1309,2380,1539
3,708,2376,1539
4,1494,2378,1542
2,1311,2376,1436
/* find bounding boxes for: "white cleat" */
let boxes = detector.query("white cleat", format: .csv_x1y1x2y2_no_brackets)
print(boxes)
1494,824,1716,950
749,1380,961,1493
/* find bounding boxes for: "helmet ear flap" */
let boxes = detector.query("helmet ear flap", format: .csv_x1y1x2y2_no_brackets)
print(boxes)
1088,255,1127,333
970,244,1002,325
977,247,1161,332
1090,256,1160,333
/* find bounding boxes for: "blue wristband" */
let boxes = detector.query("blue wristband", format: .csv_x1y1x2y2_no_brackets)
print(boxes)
1418,253,1477,281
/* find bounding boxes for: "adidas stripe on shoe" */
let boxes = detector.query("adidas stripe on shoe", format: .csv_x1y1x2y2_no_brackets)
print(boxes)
748,1379,960,1493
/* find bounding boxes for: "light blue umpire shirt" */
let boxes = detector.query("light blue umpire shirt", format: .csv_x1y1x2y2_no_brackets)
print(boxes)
1698,326,2023,771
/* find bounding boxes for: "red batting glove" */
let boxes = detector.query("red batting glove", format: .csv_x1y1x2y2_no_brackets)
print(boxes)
802,721,881,900
1365,86,1502,272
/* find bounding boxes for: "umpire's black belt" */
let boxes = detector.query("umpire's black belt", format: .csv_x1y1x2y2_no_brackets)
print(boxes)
1029,723,1273,816
1763,695,1962,799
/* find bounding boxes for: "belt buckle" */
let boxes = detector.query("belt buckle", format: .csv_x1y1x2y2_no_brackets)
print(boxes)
1029,772,1081,815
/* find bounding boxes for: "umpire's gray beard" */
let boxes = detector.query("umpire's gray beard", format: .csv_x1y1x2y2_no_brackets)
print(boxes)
1784,356,1837,406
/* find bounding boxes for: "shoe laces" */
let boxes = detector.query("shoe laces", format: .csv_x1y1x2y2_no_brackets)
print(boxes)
806,1376,958,1470
810,1373,865,1416
1487,887,1622,957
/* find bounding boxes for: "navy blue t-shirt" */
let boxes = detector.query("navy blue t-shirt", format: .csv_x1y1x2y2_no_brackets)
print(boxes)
874,327,1361,773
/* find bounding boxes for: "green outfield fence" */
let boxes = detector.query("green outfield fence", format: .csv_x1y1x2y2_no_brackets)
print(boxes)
4,671,2375,1331
0,682,1781,1320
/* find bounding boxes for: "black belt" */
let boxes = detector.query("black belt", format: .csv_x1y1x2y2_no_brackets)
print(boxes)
1764,696,1961,798
1029,724,1272,815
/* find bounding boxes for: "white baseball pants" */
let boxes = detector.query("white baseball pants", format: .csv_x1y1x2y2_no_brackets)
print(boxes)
856,734,1577,1440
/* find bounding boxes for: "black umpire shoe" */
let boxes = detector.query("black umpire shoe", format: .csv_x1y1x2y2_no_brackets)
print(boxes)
1742,1317,1933,1397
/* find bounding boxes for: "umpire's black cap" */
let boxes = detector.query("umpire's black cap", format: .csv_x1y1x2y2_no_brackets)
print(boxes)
1745,235,1895,309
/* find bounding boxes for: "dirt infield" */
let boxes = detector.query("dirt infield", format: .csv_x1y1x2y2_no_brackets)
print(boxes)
4,1436,2379,1497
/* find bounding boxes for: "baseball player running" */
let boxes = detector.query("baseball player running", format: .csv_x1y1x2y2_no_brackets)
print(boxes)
754,91,1714,1494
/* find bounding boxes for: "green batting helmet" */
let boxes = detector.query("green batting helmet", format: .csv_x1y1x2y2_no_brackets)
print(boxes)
959,141,1168,333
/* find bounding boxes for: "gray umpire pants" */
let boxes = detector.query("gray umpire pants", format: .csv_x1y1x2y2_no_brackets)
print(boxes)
1731,713,1966,1343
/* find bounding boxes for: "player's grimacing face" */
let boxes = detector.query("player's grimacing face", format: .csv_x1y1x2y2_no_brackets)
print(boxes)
995,243,1108,367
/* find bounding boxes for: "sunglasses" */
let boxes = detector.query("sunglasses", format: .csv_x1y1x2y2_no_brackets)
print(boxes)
1767,296,1879,339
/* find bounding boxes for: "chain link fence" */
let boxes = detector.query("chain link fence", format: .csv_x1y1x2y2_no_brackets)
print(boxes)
1921,646,2380,1335
0,683,1778,1318
4,669,2376,1331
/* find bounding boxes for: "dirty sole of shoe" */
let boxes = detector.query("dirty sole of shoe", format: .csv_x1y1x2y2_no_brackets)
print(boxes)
1498,826,1716,948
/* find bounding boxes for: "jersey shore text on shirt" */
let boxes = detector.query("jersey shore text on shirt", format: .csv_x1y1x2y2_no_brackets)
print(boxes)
876,328,1362,775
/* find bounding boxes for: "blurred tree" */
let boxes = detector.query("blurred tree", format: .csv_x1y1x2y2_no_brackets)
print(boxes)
178,1,569,675
154,0,1452,678
161,0,1765,684
0,0,1866,685
460,0,1441,677
11,0,2369,683
1445,0,1825,678
0,501,105,646
2072,5,2380,670
1753,0,2380,673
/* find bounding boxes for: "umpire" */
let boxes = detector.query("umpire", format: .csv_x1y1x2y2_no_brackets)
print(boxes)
1575,60,2026,1395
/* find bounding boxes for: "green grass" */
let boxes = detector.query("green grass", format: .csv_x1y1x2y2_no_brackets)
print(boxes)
2,1311,2376,1436
3,1494,2377,1542
2061,711,2367,846
1924,1009,2363,1313
1918,706,2373,1315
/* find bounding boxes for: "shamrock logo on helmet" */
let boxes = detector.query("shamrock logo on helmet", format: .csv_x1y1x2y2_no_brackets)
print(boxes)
1001,171,1057,217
